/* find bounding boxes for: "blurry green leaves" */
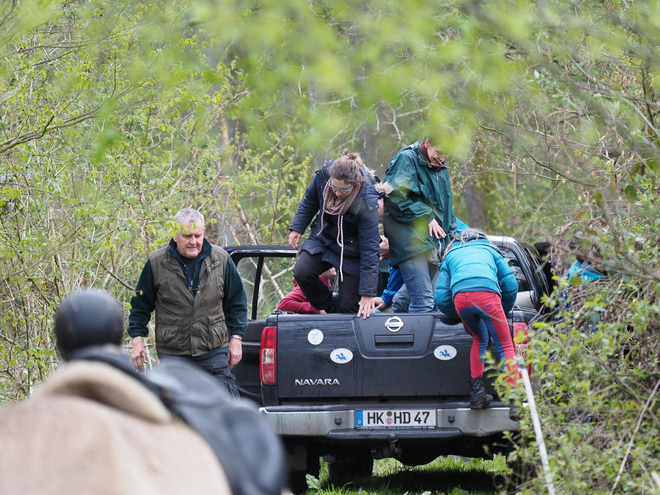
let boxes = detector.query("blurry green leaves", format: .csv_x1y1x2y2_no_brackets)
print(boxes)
6,0,660,166
185,0,538,155
483,0,531,43
0,0,58,47
93,125,122,163
178,0,660,194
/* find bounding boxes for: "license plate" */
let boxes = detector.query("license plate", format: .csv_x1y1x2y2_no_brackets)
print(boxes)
355,409,436,429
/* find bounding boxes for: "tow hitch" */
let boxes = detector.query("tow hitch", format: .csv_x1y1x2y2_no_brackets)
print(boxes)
370,433,402,460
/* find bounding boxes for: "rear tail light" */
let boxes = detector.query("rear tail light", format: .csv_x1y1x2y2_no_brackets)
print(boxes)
513,321,532,376
260,326,277,385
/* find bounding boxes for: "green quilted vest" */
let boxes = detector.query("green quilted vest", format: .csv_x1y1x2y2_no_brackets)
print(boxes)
149,245,229,357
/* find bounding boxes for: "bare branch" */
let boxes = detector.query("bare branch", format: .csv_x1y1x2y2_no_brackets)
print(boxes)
0,86,134,154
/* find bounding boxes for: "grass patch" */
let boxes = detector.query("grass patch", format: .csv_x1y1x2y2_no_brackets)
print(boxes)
303,455,511,495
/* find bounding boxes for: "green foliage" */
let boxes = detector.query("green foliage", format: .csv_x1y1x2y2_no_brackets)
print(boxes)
226,124,314,246
0,0,243,401
509,189,660,493
3,0,660,491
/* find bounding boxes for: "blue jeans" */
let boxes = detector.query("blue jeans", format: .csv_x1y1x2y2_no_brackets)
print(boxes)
394,252,437,313
392,284,411,313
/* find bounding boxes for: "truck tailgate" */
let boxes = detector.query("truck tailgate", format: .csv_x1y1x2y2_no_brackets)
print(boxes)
275,313,476,399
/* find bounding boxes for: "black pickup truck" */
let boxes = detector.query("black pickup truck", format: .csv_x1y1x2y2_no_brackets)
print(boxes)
229,236,549,492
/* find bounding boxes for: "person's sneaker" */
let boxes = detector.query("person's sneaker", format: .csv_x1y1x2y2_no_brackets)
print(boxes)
469,375,494,409
509,400,520,421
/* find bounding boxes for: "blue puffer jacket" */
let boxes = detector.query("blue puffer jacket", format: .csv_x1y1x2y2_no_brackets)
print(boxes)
289,162,381,296
564,260,605,283
434,233,518,319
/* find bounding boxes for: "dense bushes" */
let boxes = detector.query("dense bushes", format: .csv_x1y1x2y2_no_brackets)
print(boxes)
512,192,660,493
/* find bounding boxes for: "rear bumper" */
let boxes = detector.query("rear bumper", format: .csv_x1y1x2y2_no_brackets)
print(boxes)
259,403,518,439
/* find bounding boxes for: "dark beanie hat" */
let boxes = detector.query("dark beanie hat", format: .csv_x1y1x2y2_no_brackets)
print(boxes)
54,289,124,359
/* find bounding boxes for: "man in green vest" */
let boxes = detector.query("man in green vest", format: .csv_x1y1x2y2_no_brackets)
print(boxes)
128,208,247,397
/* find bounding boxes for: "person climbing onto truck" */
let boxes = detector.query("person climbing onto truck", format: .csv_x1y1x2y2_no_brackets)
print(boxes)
389,217,471,312
434,229,520,419
383,138,457,313
288,150,380,318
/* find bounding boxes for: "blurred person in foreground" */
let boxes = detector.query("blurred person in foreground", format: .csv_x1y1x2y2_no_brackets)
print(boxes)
0,289,234,494
0,289,286,495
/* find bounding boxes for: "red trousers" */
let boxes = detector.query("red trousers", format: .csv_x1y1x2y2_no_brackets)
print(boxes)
454,291,518,387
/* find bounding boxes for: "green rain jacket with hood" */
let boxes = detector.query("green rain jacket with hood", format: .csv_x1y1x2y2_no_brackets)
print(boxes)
383,141,457,267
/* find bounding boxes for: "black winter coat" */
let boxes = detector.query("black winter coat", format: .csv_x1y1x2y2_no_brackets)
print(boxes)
289,163,381,296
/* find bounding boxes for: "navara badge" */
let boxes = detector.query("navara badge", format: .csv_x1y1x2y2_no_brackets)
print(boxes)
385,316,404,333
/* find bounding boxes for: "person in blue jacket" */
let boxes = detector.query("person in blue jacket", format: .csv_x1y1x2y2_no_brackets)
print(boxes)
375,264,404,311
564,259,606,283
434,229,519,413
288,150,381,318
558,246,608,331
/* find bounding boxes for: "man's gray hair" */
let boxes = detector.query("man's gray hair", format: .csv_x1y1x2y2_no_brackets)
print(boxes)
175,208,205,226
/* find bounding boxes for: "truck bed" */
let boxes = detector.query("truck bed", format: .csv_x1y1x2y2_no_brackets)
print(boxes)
271,313,489,400
227,236,549,488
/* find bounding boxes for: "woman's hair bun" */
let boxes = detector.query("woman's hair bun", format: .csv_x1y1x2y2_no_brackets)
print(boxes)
342,149,360,161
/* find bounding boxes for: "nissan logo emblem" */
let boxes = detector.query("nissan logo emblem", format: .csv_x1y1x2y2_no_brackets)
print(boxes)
385,316,404,333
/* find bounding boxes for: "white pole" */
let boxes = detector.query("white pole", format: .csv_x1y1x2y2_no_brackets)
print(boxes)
519,365,556,495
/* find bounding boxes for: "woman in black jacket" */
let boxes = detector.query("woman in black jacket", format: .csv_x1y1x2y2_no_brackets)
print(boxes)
288,151,381,318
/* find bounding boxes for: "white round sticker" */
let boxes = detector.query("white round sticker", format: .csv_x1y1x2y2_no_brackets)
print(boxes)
434,345,457,361
308,329,324,345
330,348,353,364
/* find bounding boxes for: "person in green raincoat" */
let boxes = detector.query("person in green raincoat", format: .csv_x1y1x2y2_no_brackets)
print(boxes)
383,139,457,312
